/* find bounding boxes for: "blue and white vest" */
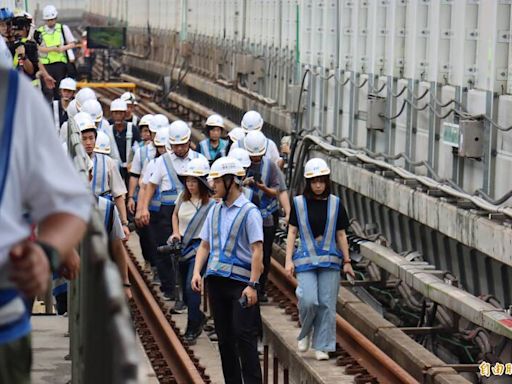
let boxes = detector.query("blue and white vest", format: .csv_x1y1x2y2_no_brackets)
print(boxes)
91,153,112,199
199,138,227,161
206,202,258,283
160,153,184,206
0,69,31,344
180,200,216,262
292,194,343,272
250,159,278,219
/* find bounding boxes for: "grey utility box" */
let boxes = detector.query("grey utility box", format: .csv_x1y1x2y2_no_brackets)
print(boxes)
459,119,483,158
367,95,386,131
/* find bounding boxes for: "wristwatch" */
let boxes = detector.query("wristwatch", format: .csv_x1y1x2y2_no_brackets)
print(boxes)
36,240,61,273
247,281,260,290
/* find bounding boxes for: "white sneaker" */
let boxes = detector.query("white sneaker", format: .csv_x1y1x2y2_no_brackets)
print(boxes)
297,335,310,352
315,350,329,361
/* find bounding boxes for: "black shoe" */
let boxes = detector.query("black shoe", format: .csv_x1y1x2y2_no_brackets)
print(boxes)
183,325,203,345
203,323,215,333
163,292,175,301
171,300,187,314
259,292,269,303
207,330,218,342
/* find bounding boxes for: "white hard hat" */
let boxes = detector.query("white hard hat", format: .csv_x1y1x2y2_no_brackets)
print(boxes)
304,158,330,179
182,157,210,178
244,131,267,156
110,98,127,112
153,129,169,147
94,131,111,154
205,114,224,129
59,77,76,91
228,127,246,142
0,38,13,69
42,5,58,20
139,114,154,128
241,110,263,132
210,157,246,179
66,99,78,118
120,91,138,105
74,112,96,133
153,114,169,126
81,99,103,123
75,87,97,110
168,120,191,145
228,148,251,168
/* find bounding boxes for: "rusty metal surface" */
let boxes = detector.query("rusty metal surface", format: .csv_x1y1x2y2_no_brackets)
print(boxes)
268,258,419,384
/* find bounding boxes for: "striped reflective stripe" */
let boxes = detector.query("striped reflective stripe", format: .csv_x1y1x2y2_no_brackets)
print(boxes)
254,159,278,218
208,202,254,277
160,190,179,204
206,262,252,278
182,200,215,249
149,187,162,211
294,255,342,267
199,139,211,160
0,70,18,206
162,153,183,191
0,296,25,327
92,154,108,196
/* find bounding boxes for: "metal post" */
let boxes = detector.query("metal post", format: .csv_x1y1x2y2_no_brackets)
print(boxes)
452,86,464,186
273,355,279,384
483,90,498,195
427,81,441,176
385,76,397,156
348,71,358,143
263,345,269,384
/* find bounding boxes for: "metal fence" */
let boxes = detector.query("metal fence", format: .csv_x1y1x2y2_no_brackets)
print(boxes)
66,117,142,384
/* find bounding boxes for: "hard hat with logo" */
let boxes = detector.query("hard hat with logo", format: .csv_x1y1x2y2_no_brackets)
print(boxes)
120,91,138,105
0,38,13,69
59,77,77,91
94,131,111,155
139,114,154,128
42,5,58,20
182,157,210,178
304,158,330,179
244,131,267,156
228,127,245,143
241,110,263,132
82,99,103,123
205,114,224,129
228,148,251,168
110,98,127,112
168,120,191,145
153,129,169,147
75,87,97,110
74,112,96,133
66,99,78,118
209,157,245,179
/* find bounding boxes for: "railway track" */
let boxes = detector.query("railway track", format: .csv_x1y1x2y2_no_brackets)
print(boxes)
91,79,467,383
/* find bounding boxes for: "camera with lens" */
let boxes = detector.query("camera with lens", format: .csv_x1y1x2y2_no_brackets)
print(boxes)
157,240,183,256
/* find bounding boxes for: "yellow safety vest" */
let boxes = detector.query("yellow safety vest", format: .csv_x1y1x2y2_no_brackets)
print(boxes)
37,23,68,65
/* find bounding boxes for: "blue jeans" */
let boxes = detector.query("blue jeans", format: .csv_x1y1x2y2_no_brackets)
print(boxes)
179,259,205,327
296,268,340,352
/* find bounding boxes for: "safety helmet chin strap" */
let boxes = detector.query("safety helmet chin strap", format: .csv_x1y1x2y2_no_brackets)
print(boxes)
221,175,242,202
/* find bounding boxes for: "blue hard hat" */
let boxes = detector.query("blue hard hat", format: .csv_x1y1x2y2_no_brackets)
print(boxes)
0,7,14,21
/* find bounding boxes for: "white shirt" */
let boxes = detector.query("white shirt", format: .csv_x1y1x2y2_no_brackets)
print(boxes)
0,72,91,284
149,150,206,191
142,159,157,185
131,143,156,176
229,136,282,164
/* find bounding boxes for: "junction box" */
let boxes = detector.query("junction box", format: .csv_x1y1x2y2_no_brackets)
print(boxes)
458,119,484,158
367,94,386,131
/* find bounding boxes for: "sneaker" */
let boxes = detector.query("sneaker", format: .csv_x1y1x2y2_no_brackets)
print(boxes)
171,300,187,314
151,275,161,286
207,330,218,342
183,325,203,345
315,351,329,361
162,292,174,301
298,334,310,352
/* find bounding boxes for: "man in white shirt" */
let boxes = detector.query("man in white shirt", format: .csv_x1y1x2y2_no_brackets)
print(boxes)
0,68,90,383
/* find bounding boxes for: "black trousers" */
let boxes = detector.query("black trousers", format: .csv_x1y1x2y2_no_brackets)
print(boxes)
207,276,262,384
42,62,68,102
260,223,276,292
150,205,175,296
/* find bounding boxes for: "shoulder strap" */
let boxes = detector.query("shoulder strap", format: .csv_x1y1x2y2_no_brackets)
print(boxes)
91,154,108,195
162,153,182,191
52,100,60,132
199,140,210,160
182,200,216,248
0,70,18,206
321,195,339,251
224,202,256,258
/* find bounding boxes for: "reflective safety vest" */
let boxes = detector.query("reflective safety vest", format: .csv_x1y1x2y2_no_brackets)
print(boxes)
292,194,343,272
206,202,258,283
242,187,254,202
38,23,68,65
0,69,30,344
160,153,183,205
250,158,278,219
12,37,27,68
139,143,155,171
98,196,116,235
199,138,227,161
91,153,111,199
124,122,133,167
52,272,67,297
180,200,216,262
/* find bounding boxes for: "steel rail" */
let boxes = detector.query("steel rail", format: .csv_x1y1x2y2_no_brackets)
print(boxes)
127,255,206,384
268,258,419,384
